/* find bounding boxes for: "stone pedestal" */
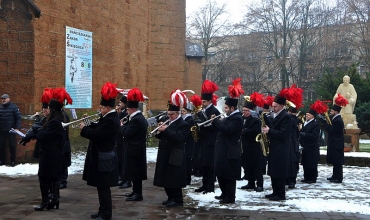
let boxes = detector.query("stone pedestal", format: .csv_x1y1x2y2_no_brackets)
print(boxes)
344,128,361,152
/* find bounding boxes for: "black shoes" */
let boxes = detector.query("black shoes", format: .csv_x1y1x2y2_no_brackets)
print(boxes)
10,161,15,167
327,177,334,181
126,193,143,201
194,185,207,193
219,199,235,204
166,199,183,207
241,185,255,190
119,181,132,189
0,161,3,166
214,194,225,200
330,179,342,183
202,189,214,194
59,183,67,189
305,180,316,184
288,184,295,189
162,199,170,205
300,179,307,183
255,186,264,192
91,212,100,218
124,192,135,197
264,193,275,198
269,195,286,201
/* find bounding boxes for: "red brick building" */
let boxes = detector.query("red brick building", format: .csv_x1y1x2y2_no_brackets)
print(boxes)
0,0,203,113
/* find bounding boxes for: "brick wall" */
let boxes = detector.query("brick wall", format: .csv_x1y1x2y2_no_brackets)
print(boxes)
0,0,202,113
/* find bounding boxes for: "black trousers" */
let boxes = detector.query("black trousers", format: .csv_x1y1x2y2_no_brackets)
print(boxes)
332,164,343,180
303,166,317,181
60,167,68,185
0,131,16,163
97,187,112,220
217,177,236,202
202,166,215,191
164,187,183,202
186,158,192,184
132,180,142,195
271,177,285,198
245,165,263,187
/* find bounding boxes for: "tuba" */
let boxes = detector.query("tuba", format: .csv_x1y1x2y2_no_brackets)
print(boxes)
255,111,270,156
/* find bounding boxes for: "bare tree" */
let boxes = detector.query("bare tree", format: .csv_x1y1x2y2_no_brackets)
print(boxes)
187,0,236,82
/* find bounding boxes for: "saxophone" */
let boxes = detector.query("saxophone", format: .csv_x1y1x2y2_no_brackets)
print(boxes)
255,112,270,156
190,106,202,142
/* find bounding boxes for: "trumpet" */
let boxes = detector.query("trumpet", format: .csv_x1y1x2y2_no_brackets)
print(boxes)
196,113,226,127
120,115,129,125
62,112,101,128
148,119,170,136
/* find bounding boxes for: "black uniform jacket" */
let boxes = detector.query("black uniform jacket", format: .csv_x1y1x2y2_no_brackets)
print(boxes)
212,111,243,180
122,112,148,181
323,115,344,165
184,115,195,159
36,118,66,178
154,117,189,188
267,110,292,178
300,119,320,168
117,109,128,164
195,105,220,167
241,115,263,170
81,111,120,188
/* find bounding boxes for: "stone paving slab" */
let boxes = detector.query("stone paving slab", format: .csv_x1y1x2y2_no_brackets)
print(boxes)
0,163,369,220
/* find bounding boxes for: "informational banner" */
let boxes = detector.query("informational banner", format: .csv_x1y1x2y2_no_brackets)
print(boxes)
65,26,93,109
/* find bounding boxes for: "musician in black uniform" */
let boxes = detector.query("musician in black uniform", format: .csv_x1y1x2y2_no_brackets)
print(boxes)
300,108,320,183
262,96,292,201
319,100,345,183
81,82,120,220
181,103,195,185
240,101,264,192
121,88,148,201
117,95,131,189
286,107,300,189
212,94,243,204
154,90,190,207
194,80,220,194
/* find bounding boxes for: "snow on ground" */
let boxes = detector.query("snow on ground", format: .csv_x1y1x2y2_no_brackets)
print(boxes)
1,143,370,215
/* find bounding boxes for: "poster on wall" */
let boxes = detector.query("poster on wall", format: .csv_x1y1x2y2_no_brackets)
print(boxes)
65,26,93,109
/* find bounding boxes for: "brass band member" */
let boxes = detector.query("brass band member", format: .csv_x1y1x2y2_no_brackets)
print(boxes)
241,100,264,192
318,94,348,184
194,80,220,194
81,82,120,220
117,95,131,189
181,101,195,185
212,78,243,204
300,102,321,184
122,88,148,201
262,94,292,201
154,89,190,207
34,88,72,211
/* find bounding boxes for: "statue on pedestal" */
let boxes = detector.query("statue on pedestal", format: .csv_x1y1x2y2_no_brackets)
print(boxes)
333,75,358,129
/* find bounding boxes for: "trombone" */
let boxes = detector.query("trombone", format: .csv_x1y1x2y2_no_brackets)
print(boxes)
196,113,227,127
61,112,101,128
148,119,170,136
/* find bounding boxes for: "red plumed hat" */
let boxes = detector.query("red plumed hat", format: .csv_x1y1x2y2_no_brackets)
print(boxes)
168,89,188,111
332,93,349,112
264,95,275,109
225,78,244,107
201,80,218,100
127,88,144,108
309,100,329,116
250,92,265,108
100,82,118,107
212,94,218,106
49,88,73,111
279,84,304,109
190,95,202,108
41,88,54,108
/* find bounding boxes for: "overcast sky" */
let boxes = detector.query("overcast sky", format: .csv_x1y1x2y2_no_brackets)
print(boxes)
186,0,248,23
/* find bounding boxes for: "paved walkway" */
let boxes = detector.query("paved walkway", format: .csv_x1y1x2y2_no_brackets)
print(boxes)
0,163,369,220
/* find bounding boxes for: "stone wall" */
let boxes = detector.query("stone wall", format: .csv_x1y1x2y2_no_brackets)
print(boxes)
0,0,202,114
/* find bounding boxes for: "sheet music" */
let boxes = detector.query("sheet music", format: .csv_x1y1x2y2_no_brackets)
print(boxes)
9,128,25,137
